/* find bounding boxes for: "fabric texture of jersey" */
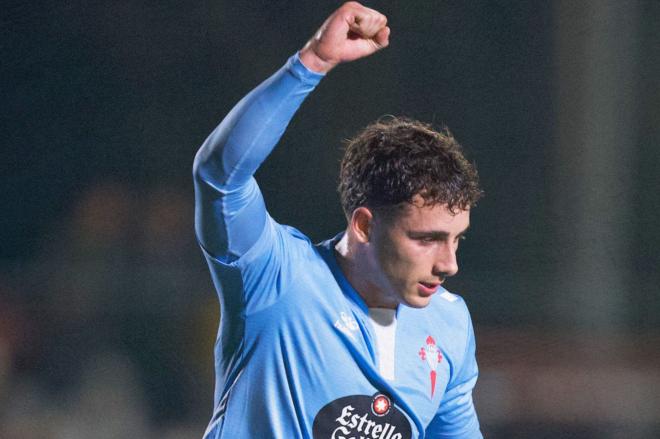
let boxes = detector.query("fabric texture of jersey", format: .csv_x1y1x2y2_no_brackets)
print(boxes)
193,53,482,439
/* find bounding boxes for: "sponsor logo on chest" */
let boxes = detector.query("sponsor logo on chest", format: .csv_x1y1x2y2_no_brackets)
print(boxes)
313,393,412,439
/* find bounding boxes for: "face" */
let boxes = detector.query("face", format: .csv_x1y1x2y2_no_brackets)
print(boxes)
366,197,470,309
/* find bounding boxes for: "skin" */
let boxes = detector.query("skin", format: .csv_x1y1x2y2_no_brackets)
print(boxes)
299,2,390,74
298,3,470,309
336,196,470,309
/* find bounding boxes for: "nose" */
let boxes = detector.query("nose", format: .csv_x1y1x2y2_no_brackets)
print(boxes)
433,243,458,278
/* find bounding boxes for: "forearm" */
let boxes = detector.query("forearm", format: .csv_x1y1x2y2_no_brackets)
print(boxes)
193,1,389,261
193,53,324,260
194,53,324,189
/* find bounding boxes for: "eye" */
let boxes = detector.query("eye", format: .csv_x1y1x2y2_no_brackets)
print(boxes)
413,236,436,245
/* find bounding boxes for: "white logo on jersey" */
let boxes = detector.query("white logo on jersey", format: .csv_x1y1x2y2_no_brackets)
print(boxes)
439,291,458,302
334,312,359,341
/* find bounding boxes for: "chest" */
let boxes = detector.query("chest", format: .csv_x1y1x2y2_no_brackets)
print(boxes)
250,273,455,428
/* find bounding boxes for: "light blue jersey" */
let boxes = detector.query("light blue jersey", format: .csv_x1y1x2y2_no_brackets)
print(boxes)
193,53,482,439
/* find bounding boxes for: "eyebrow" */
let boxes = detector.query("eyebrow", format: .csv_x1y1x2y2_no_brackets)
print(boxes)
407,224,470,240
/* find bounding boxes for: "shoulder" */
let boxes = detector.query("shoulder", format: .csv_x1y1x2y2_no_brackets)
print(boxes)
277,223,316,259
428,287,472,326
204,217,316,274
424,288,475,357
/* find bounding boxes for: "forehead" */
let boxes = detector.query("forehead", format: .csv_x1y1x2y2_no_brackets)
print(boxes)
397,202,469,229
380,195,470,233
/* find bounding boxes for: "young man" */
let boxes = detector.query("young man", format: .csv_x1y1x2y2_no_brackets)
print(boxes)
193,3,483,438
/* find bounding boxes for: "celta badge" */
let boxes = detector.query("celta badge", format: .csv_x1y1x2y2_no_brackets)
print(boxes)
419,335,443,397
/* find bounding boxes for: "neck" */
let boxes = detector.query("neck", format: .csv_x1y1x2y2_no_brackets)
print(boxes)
334,232,397,309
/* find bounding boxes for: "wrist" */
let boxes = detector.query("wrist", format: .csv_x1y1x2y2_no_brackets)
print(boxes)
299,45,337,74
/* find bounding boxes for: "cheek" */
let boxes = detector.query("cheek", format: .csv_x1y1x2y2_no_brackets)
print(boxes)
400,246,437,279
379,243,423,278
375,241,405,277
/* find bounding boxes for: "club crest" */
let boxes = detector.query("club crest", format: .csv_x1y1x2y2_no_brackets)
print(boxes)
418,335,443,397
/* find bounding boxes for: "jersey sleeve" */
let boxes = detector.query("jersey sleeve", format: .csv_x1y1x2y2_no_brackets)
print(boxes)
425,310,482,439
192,53,324,265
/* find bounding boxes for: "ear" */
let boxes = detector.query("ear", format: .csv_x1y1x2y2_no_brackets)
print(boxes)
349,207,373,243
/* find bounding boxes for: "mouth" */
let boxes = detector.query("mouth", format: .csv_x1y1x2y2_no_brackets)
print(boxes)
417,282,440,296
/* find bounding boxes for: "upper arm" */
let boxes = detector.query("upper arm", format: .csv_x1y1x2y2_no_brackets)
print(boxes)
194,173,268,264
192,53,324,263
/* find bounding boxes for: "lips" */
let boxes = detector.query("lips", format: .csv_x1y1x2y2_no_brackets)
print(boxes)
417,282,440,295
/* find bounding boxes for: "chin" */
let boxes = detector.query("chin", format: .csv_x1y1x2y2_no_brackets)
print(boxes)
402,296,432,309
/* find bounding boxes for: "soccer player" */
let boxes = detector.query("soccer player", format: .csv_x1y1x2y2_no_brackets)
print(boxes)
193,2,483,438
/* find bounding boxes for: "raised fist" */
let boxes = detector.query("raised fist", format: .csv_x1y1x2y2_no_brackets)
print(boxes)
299,2,390,73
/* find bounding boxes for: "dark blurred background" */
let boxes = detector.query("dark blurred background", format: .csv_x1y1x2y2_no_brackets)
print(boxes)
2,1,659,438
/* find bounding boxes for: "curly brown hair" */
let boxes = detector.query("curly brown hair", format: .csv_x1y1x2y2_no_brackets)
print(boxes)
338,117,483,218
